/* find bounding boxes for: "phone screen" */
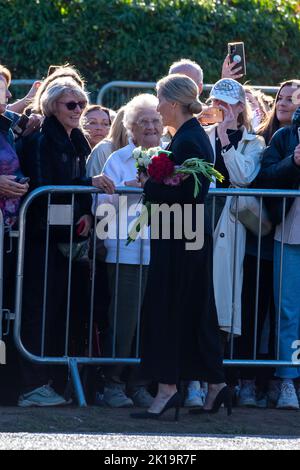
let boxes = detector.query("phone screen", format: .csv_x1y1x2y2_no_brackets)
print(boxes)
15,177,30,184
198,107,224,125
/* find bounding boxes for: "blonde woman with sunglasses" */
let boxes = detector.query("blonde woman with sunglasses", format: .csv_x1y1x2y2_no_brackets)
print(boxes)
15,77,114,407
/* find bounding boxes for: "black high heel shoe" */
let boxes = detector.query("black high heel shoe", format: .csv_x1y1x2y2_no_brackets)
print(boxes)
189,386,232,416
131,392,182,421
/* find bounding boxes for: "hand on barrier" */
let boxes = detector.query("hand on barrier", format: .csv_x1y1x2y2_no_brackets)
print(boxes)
92,174,115,194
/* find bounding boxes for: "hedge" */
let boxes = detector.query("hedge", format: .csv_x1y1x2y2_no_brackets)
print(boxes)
1,0,300,97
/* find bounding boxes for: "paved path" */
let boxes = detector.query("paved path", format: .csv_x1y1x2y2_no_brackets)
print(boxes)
0,433,299,450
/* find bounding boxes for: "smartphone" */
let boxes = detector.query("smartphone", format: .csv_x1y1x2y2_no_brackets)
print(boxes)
0,80,6,105
228,42,246,76
15,176,30,184
12,114,30,138
198,107,224,125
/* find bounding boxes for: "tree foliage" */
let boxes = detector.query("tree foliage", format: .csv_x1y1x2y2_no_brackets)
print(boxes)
1,0,300,94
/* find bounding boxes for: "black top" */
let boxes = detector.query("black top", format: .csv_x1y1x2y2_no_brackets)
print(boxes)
255,124,300,225
214,128,243,188
17,115,92,241
144,117,214,235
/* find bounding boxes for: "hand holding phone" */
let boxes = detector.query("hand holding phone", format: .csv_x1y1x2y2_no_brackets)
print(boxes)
228,42,246,77
15,176,30,184
198,107,224,125
13,114,30,138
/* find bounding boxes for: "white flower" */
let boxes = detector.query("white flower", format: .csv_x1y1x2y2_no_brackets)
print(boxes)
132,148,142,160
147,146,161,157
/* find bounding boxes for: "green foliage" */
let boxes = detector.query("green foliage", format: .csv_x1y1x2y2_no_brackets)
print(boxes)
1,0,300,96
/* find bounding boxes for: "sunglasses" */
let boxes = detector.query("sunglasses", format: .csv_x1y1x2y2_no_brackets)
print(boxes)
58,101,87,111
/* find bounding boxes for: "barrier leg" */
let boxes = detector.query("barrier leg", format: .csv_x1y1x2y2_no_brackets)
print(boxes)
69,358,87,407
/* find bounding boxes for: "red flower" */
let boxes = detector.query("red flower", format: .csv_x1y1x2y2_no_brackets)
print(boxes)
148,154,175,183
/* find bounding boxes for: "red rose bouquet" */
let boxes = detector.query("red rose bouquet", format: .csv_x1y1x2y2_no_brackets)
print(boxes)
127,146,224,244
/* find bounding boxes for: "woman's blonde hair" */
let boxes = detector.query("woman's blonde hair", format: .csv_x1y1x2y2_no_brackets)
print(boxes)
237,101,255,132
40,77,88,117
156,73,202,115
106,106,128,151
31,64,85,114
0,64,11,86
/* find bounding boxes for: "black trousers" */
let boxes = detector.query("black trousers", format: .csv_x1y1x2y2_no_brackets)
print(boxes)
0,233,21,404
20,238,69,393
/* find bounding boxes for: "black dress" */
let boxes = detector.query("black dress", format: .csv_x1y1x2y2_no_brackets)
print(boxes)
140,118,224,384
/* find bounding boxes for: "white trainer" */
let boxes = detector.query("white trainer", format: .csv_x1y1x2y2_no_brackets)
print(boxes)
18,385,67,407
184,381,204,408
103,383,134,408
276,380,299,410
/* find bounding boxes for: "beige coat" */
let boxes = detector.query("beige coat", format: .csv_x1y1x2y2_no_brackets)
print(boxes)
204,125,265,335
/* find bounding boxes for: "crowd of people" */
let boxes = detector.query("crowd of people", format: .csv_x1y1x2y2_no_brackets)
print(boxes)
1,54,300,416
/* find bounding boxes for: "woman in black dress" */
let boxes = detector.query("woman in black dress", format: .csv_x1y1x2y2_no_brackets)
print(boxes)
132,74,229,420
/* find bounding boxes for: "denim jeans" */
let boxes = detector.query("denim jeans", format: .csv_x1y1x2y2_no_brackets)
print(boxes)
274,241,300,379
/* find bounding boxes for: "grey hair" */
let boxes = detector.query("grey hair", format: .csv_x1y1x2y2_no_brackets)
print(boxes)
169,59,203,86
123,93,159,137
157,74,202,115
40,77,88,117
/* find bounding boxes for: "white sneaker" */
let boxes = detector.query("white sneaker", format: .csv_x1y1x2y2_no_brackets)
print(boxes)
103,383,134,408
276,380,299,410
184,381,204,408
238,381,257,407
18,385,67,407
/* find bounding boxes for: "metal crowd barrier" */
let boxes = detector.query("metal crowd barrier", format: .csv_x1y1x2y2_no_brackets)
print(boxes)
97,81,280,108
8,79,280,108
13,186,300,407
0,210,4,342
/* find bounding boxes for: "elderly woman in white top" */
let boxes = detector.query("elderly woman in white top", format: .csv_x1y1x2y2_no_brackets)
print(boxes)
204,79,265,339
96,93,163,408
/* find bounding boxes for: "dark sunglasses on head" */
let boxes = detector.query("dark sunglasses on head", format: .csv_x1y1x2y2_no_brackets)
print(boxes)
58,101,87,110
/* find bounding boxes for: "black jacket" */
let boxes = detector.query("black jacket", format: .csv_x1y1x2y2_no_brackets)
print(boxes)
255,125,300,225
18,115,93,241
144,118,214,234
